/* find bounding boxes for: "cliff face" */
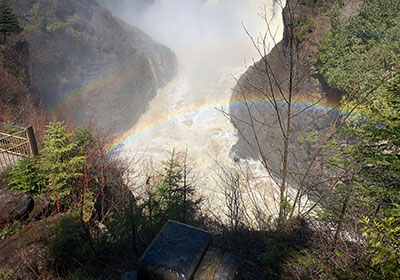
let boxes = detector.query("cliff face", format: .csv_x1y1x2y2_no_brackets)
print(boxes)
229,0,361,162
9,0,176,135
96,0,155,19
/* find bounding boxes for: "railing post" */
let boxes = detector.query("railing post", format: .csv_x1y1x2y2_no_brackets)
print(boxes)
26,126,38,156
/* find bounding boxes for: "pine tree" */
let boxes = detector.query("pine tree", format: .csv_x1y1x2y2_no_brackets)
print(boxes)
154,149,200,223
39,122,86,212
0,0,23,44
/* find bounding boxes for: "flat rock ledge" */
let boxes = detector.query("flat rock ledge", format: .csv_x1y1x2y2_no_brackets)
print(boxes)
123,220,238,280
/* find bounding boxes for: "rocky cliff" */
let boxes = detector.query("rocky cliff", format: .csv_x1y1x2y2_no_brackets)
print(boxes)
9,0,176,135
229,0,361,161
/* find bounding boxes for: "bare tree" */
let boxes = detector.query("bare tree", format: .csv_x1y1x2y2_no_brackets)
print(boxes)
224,0,393,227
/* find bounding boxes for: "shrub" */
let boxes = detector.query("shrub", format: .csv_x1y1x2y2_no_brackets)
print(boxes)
47,216,94,276
0,220,21,240
362,207,400,279
7,156,44,195
296,16,315,42
300,0,326,7
38,122,87,211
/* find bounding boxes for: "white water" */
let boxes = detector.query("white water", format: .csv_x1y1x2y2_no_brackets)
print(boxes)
119,0,284,216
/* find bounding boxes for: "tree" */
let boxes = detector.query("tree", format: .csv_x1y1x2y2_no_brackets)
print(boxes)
315,0,400,96
0,0,23,44
227,0,339,226
361,207,400,279
226,0,398,228
39,121,86,212
154,149,200,223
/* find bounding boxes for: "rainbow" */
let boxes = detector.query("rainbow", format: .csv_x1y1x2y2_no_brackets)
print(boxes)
46,50,356,156
49,60,135,112
48,45,175,117
108,96,347,153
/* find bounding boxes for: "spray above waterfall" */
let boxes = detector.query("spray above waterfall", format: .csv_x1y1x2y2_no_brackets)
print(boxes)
118,0,282,72
115,0,283,166
109,0,284,214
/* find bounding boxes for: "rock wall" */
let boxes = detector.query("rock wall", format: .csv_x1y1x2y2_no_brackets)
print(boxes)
12,0,177,135
229,0,361,161
228,0,362,194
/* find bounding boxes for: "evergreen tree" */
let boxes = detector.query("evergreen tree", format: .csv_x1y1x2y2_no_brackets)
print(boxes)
0,0,23,43
153,149,200,224
39,121,86,212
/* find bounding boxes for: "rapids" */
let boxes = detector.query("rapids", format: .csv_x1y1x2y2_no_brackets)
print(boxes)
115,0,284,213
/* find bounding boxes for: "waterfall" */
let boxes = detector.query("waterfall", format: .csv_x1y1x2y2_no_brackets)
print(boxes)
118,0,284,213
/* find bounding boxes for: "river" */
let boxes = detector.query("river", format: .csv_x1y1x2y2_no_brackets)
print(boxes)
116,0,284,216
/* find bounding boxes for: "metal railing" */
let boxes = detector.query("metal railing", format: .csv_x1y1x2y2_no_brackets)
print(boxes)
0,123,38,170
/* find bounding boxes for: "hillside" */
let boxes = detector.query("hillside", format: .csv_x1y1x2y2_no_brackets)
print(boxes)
3,0,177,135
229,0,362,161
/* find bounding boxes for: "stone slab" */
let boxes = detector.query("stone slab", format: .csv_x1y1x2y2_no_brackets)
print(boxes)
193,247,223,280
138,220,212,280
122,272,137,280
214,253,238,280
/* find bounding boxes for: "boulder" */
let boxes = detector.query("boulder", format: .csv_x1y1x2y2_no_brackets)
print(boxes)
193,247,223,280
138,220,212,280
28,195,50,220
122,272,138,280
213,253,238,280
0,185,33,224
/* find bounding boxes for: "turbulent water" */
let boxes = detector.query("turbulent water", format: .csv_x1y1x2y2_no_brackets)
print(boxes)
116,0,284,210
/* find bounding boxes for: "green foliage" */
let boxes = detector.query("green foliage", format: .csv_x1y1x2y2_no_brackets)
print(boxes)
318,77,400,279
361,207,400,279
0,0,23,43
17,69,27,85
27,1,77,34
154,149,200,224
297,130,319,147
353,77,400,216
300,0,326,7
39,122,86,207
105,149,201,252
315,0,400,95
296,16,315,42
261,243,296,278
7,121,100,218
0,220,21,240
322,77,400,225
47,216,94,275
7,156,44,195
155,149,184,217
0,269,15,280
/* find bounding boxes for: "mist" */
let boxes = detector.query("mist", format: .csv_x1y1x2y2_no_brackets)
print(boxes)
114,0,283,160
112,0,283,215
115,0,278,75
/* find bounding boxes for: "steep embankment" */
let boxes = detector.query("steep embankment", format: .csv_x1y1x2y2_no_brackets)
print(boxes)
96,0,155,19
9,0,176,135
229,0,361,161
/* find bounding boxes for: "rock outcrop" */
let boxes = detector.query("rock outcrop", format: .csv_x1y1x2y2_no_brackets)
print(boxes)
0,180,33,224
96,0,155,19
11,0,177,135
229,0,360,161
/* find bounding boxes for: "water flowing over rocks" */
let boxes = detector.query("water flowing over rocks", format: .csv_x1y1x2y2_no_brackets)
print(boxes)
117,0,284,217
229,0,361,202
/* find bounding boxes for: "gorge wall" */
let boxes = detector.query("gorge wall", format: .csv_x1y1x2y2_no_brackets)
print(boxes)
9,0,177,135
229,0,362,160
228,0,363,195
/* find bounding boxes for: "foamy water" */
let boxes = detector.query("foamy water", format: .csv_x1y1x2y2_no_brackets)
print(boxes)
117,0,284,218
